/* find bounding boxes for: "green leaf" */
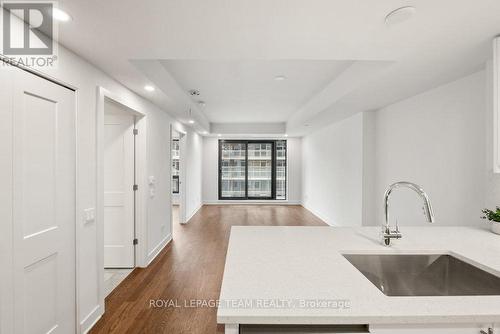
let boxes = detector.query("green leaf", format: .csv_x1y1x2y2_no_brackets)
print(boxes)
481,207,500,222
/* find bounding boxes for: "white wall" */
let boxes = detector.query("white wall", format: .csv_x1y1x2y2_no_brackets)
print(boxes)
145,107,172,264
366,71,488,227
184,131,203,220
485,60,500,212
10,45,202,332
169,124,203,222
302,113,364,226
202,137,219,203
303,71,490,228
202,137,302,204
286,138,303,203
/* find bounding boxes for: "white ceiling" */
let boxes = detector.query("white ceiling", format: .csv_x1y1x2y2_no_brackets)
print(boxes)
55,0,500,135
161,60,352,123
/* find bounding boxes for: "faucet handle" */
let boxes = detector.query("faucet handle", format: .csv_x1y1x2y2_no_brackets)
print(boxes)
391,220,402,240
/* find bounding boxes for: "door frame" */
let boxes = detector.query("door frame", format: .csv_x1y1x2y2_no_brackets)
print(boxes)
96,87,147,315
170,125,187,225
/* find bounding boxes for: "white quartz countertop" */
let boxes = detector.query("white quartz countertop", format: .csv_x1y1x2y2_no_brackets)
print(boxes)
217,226,500,325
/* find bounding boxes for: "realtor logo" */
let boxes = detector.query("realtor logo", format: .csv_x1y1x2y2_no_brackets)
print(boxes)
2,2,54,55
1,1,58,67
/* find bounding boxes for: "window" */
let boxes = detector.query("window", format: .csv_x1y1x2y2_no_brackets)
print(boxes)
275,140,287,200
219,142,246,198
172,139,180,194
218,140,287,200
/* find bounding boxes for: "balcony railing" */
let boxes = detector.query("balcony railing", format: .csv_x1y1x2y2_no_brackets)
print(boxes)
248,171,271,179
221,150,246,160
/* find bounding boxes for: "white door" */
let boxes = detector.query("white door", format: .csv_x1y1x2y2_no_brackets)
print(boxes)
0,67,76,333
103,112,135,268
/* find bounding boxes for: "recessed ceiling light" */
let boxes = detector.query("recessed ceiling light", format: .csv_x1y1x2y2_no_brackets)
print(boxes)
144,85,155,92
53,8,72,22
217,134,222,137
198,101,206,107
385,6,416,25
189,89,200,96
274,75,287,81
188,120,195,124
202,131,208,135
284,134,289,137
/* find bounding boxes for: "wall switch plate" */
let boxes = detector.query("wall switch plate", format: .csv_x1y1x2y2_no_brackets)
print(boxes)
83,208,95,224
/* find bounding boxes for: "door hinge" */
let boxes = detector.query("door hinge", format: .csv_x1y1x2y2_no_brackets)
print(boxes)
133,238,138,245
133,128,138,135
133,184,138,191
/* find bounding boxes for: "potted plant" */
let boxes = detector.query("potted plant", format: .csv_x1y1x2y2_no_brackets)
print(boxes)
481,207,500,235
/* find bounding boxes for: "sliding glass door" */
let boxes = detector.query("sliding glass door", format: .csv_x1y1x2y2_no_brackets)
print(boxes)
247,142,273,199
219,140,286,200
220,142,247,199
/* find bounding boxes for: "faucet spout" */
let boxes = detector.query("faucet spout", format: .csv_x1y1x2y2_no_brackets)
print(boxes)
383,181,434,246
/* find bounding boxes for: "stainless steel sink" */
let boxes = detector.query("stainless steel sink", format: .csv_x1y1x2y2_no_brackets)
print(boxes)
343,254,500,296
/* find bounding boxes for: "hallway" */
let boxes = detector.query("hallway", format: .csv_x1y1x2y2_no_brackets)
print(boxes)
89,205,326,334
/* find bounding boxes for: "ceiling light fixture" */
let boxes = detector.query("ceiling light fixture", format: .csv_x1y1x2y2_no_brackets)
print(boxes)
385,6,416,25
218,134,222,137
144,85,155,92
189,89,200,96
198,101,206,107
274,75,287,81
186,108,196,124
284,134,289,137
202,131,208,135
53,8,72,22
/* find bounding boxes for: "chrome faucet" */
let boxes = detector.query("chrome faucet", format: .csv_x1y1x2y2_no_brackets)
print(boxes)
383,181,434,246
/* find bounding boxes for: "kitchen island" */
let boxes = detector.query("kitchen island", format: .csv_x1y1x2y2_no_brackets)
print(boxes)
217,226,500,333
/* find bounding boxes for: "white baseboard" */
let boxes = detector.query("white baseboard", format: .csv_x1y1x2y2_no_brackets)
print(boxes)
80,304,101,334
184,203,202,223
300,204,332,226
146,234,172,266
203,200,302,205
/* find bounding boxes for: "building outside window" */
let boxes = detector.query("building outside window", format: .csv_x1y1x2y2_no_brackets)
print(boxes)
219,140,287,200
220,142,246,198
172,139,180,194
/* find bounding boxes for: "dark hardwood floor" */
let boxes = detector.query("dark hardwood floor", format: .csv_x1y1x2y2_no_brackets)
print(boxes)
90,205,326,334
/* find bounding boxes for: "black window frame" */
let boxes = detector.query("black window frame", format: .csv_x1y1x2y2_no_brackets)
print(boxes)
275,140,287,200
172,175,179,194
218,139,287,200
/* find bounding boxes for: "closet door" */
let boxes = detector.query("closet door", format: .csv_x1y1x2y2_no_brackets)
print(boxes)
1,66,76,334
